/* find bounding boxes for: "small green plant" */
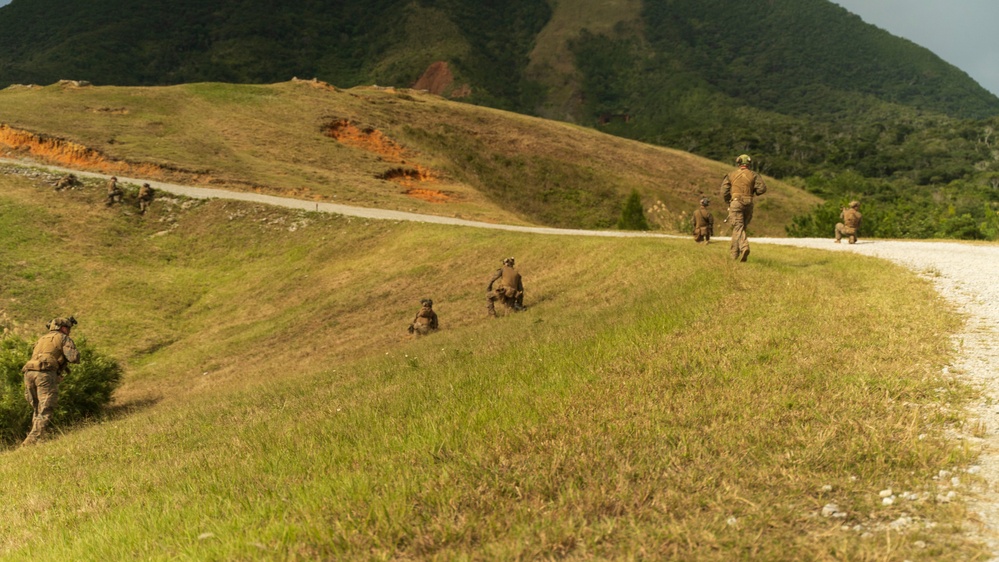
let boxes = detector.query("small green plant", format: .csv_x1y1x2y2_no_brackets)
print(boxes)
617,189,649,230
0,334,123,446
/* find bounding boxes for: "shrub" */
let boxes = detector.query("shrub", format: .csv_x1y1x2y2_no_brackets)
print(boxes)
0,334,123,446
618,190,650,231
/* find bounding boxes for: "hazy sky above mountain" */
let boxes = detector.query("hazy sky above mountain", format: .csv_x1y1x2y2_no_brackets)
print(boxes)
832,0,999,97
0,0,994,98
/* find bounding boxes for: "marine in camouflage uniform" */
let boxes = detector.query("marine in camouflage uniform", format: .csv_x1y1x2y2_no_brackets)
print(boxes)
693,197,714,244
408,299,439,336
22,317,80,446
487,257,525,316
721,154,768,261
54,173,79,191
137,182,154,214
105,176,123,207
835,201,862,244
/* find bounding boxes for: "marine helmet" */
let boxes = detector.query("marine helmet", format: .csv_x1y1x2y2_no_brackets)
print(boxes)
421,298,433,307
143,182,150,188
736,154,752,165
502,257,515,267
48,316,77,330
700,197,710,206
110,176,117,181
849,200,860,209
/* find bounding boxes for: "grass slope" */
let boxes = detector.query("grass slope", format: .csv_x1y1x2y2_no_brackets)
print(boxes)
0,169,983,559
0,81,819,234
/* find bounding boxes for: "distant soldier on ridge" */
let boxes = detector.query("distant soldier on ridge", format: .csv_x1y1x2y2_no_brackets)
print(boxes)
137,182,154,214
487,257,525,316
693,197,714,244
21,316,80,446
408,298,439,335
105,176,123,207
835,201,863,244
721,154,767,261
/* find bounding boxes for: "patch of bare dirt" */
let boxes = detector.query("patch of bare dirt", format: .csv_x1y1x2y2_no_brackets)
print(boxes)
321,118,445,200
291,77,341,93
413,61,471,99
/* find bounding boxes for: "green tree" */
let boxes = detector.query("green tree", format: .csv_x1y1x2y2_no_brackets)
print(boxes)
618,190,650,230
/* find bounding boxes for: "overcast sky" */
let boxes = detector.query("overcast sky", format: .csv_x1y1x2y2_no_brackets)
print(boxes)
0,0,995,98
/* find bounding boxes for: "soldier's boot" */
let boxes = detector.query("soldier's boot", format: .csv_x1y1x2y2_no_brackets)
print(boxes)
834,238,841,243
848,236,857,244
487,303,497,317
739,248,750,262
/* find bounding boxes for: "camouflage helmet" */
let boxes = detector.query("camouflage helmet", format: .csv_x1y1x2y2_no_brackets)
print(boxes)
420,298,433,307
736,154,752,165
700,197,710,206
849,200,860,209
47,316,77,330
110,176,117,180
502,257,515,266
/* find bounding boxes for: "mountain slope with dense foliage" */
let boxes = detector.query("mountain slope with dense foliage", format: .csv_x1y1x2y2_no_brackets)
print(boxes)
2,0,999,238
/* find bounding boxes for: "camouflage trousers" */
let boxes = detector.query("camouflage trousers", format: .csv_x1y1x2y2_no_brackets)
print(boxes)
835,223,857,244
694,226,712,243
23,370,61,446
728,199,754,260
139,198,152,214
487,290,524,316
412,322,435,336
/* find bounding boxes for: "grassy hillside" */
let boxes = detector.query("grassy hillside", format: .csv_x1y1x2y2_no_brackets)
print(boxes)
0,166,984,559
0,81,818,234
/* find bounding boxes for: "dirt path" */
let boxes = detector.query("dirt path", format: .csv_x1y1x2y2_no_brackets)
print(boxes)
6,159,999,554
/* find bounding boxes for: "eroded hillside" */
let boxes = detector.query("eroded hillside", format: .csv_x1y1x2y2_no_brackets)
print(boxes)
0,80,819,234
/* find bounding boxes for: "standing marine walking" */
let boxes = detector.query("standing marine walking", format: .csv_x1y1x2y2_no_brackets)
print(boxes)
21,316,80,446
721,154,767,261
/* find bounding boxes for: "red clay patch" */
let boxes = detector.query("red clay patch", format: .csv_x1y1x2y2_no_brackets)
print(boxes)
322,119,449,201
405,188,453,203
0,123,163,177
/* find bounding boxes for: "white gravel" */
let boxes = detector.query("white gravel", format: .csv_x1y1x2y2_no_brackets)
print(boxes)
5,158,999,552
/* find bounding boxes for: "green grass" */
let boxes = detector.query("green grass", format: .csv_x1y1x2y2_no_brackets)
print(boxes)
0,168,984,559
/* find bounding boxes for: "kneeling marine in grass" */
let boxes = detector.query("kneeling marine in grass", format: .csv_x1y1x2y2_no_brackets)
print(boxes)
105,176,123,207
693,197,714,244
487,257,525,316
21,316,80,446
138,182,154,214
408,299,439,335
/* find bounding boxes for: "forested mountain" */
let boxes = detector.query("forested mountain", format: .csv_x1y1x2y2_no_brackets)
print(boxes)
2,0,999,238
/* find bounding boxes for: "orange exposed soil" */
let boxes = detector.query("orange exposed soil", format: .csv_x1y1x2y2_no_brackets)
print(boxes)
323,119,408,162
322,119,452,203
0,123,321,200
0,124,163,177
404,187,453,203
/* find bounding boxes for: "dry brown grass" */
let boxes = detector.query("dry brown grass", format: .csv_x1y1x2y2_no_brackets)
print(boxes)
0,81,820,234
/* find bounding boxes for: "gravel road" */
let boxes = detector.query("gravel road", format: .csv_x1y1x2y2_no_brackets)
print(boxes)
6,159,999,553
